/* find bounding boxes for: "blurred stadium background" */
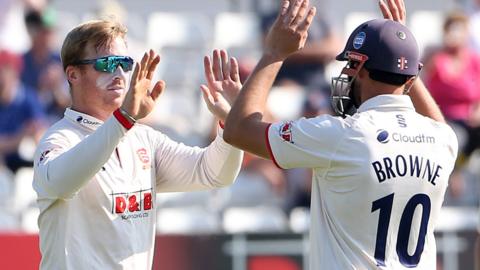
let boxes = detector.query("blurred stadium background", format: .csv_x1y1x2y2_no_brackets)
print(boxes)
0,0,479,269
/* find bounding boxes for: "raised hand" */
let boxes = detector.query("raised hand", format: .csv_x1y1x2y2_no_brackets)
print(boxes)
201,49,242,122
121,49,165,120
379,0,406,25
264,0,316,61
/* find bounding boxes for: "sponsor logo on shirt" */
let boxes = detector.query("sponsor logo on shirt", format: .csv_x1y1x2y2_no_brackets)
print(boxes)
76,115,102,127
111,188,153,220
376,130,390,144
376,129,435,144
279,122,294,143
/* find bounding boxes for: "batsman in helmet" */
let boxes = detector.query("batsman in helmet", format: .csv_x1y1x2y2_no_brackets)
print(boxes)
220,0,458,269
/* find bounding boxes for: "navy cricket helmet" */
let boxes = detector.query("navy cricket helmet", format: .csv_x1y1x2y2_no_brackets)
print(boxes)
331,19,421,117
337,18,421,76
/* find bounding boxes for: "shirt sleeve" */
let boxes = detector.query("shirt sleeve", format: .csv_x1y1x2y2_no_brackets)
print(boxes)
267,115,347,169
33,116,127,199
154,127,243,192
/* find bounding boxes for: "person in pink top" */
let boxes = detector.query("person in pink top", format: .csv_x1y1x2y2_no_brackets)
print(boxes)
425,13,480,266
425,11,480,159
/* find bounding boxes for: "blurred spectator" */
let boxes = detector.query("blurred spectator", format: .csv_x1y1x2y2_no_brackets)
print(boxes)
0,0,42,53
302,90,332,118
259,1,342,94
424,11,480,205
0,50,45,173
22,9,70,123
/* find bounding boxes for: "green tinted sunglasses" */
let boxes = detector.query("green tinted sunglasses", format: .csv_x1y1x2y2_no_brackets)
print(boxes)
72,55,134,73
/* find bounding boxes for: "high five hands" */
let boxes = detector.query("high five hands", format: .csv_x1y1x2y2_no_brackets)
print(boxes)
201,49,242,122
198,0,414,133
200,0,317,123
121,49,166,120
121,0,317,123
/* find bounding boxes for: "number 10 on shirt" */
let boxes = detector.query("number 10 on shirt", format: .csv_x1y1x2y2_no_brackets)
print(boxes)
371,193,431,267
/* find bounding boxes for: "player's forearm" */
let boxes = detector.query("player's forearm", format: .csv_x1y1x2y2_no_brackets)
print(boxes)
408,78,445,123
224,54,283,158
34,117,127,199
155,130,243,192
198,131,243,187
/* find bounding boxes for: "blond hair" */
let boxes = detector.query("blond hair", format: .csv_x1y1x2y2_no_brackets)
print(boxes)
61,19,127,71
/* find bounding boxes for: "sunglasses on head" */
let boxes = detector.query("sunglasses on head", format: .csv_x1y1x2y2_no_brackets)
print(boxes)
72,55,134,73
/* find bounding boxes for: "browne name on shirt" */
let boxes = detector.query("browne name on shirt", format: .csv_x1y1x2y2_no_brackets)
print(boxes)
371,154,442,186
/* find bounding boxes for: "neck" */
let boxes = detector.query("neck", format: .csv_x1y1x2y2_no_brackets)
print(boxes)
356,69,407,104
360,81,404,104
71,103,113,121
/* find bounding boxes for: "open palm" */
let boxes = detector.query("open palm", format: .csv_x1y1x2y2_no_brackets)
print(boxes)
201,49,242,122
122,49,165,120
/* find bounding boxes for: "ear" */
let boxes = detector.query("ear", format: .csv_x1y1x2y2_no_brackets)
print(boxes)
65,65,80,86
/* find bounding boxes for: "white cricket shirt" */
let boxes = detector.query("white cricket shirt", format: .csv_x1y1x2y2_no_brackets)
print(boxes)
33,108,243,270
267,95,458,270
